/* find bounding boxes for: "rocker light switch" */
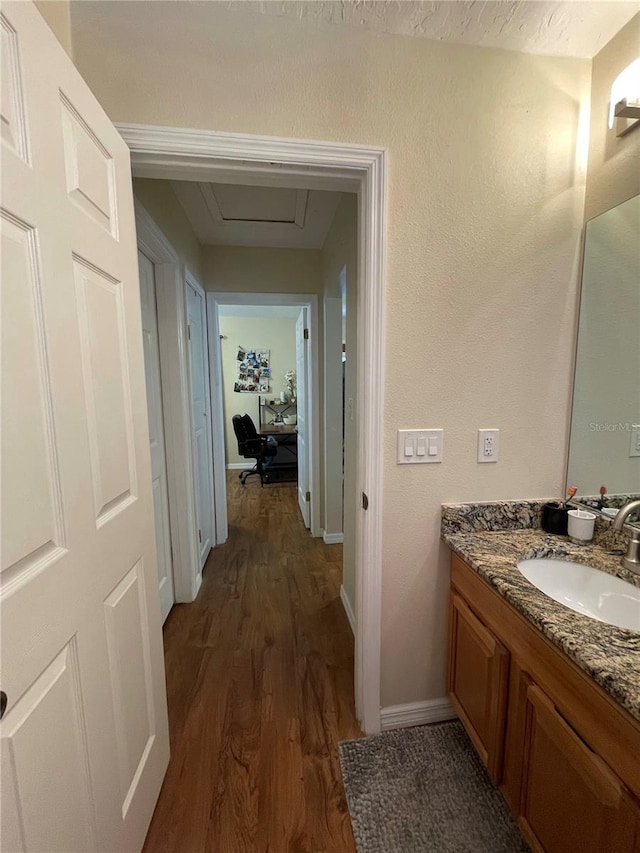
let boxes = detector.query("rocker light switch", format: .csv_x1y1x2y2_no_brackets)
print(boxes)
397,429,443,464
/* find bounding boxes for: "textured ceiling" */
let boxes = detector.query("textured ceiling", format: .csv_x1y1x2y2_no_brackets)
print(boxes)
223,1,640,58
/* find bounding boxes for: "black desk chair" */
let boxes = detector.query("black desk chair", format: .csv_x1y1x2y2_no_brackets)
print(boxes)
232,413,277,487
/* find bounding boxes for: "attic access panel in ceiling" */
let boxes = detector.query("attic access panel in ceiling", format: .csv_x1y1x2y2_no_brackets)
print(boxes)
171,180,342,249
212,184,306,224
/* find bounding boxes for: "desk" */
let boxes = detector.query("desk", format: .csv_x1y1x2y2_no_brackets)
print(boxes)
260,425,297,482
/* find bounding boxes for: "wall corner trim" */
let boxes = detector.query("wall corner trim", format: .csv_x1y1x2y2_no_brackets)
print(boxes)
380,698,456,731
340,584,356,635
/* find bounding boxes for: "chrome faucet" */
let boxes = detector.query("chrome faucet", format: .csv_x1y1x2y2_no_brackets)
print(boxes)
612,500,640,574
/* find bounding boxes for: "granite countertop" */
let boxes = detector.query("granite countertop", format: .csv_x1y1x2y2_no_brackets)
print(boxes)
441,501,640,723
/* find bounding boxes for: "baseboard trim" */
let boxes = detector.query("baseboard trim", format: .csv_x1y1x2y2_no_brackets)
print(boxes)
323,530,344,545
226,462,249,470
380,698,456,731
340,584,356,635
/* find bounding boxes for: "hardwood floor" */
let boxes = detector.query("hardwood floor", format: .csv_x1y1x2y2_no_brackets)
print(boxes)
143,473,362,853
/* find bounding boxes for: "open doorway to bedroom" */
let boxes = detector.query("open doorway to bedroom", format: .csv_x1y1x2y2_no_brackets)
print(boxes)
216,302,308,515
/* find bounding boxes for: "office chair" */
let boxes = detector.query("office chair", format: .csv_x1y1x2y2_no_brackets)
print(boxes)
232,413,277,487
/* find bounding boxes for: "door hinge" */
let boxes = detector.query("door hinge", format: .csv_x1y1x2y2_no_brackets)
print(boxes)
303,328,309,340
187,324,191,340
198,528,202,543
305,491,310,502
362,491,369,510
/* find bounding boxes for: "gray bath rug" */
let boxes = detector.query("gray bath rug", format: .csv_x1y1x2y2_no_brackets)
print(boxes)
339,721,528,853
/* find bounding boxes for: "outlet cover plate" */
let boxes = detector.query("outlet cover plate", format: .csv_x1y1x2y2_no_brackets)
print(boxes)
478,428,500,463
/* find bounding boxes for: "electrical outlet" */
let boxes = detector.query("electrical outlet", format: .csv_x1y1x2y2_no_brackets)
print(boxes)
478,429,500,463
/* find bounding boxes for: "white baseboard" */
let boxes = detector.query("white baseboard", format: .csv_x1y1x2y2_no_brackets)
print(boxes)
380,698,456,731
226,462,249,470
340,584,356,635
323,530,344,545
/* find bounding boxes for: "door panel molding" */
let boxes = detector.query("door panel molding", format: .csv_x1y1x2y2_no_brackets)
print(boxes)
119,122,386,735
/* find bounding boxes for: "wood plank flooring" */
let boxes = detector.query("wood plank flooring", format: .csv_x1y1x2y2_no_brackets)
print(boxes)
143,473,362,853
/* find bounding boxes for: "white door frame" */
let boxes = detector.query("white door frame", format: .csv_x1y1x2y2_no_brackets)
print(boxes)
119,124,386,734
135,201,202,603
208,292,320,539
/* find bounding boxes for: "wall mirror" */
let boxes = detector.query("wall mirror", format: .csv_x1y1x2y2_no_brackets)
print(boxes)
567,192,640,525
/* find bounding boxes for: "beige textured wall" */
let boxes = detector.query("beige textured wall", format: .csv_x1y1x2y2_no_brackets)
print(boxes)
71,2,591,709
202,246,323,296
219,315,297,466
321,194,358,606
584,13,640,221
35,1,72,56
133,179,204,282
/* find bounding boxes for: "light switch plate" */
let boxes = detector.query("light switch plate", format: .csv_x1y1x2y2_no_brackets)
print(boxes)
630,424,640,458
397,429,443,464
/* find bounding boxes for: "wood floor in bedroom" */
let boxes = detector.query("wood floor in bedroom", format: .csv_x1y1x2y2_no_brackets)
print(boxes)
143,472,361,853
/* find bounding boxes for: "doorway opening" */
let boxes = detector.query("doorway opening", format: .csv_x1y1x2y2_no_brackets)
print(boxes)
211,299,316,534
208,292,321,540
122,124,386,735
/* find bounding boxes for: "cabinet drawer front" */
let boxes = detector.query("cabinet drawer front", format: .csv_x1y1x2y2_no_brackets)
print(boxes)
519,684,636,853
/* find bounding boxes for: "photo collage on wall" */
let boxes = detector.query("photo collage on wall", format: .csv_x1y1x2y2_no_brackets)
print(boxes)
234,347,271,393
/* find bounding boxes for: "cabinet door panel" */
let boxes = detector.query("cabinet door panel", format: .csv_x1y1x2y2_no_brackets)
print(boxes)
447,591,509,783
519,684,636,853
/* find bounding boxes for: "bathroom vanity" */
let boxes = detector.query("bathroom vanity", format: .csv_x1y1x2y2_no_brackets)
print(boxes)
442,503,640,853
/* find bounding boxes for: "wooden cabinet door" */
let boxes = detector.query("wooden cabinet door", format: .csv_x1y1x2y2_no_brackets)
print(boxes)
519,684,637,853
447,591,510,782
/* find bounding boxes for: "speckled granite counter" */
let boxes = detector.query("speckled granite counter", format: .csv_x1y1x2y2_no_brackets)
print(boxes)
441,501,640,723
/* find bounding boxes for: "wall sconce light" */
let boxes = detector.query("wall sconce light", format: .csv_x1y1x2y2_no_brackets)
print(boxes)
609,58,640,138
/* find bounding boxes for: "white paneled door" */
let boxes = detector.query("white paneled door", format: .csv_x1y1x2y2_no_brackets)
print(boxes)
0,4,169,851
138,250,175,623
186,275,214,568
296,309,311,528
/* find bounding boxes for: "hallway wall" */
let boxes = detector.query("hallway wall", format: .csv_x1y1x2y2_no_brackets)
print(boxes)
203,245,322,296
133,179,205,283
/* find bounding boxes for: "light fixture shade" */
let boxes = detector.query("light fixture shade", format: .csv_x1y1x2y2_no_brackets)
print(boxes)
609,57,640,129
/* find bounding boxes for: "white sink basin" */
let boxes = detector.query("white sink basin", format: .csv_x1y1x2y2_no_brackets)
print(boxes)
516,558,640,631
